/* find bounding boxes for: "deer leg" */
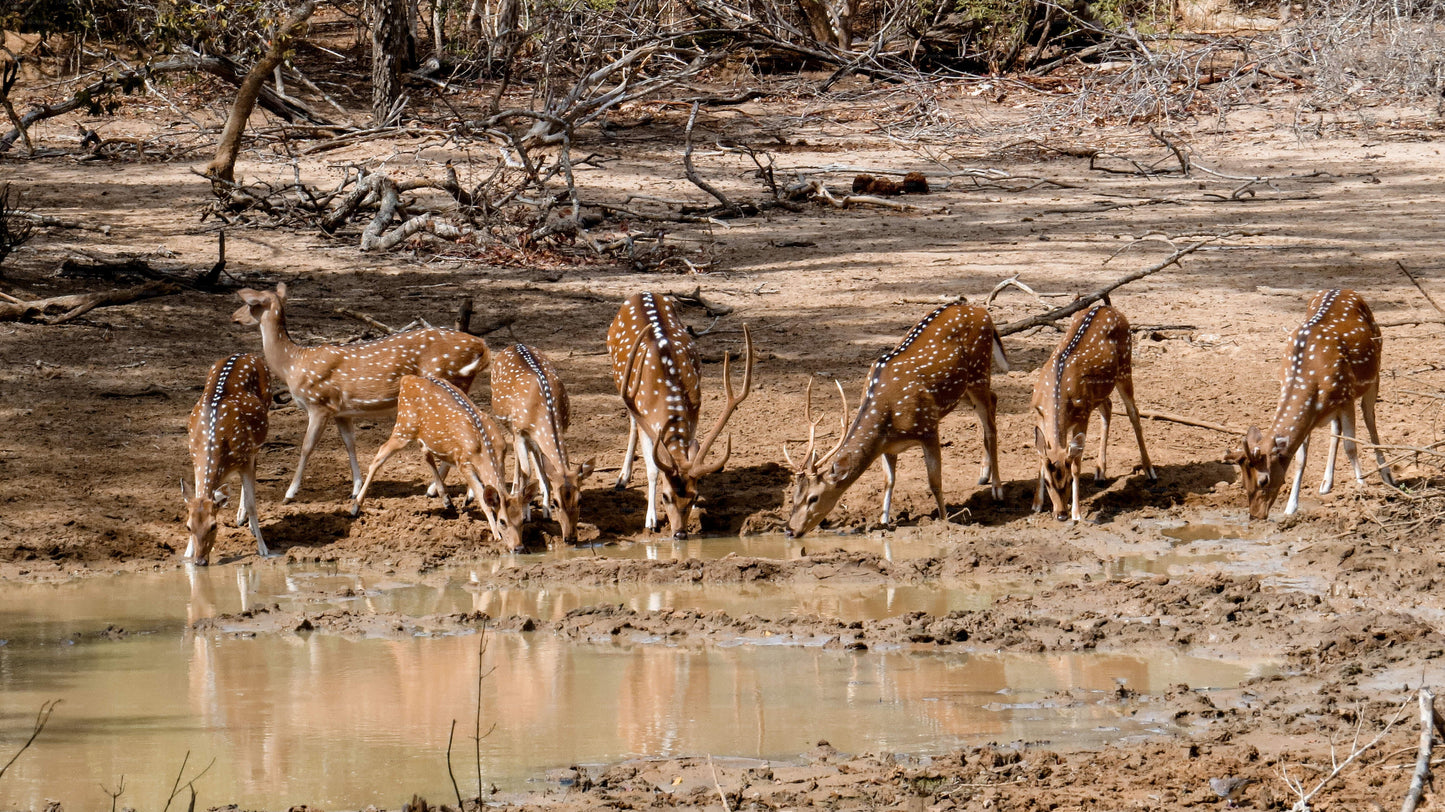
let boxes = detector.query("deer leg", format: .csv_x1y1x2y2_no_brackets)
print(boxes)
1070,461,1083,523
922,435,947,522
1284,434,1310,515
1115,381,1157,480
427,461,453,498
1338,403,1368,484
421,450,457,510
286,408,333,502
334,417,365,499
1360,383,1396,487
350,434,412,516
880,452,898,525
241,460,269,558
639,430,660,532
616,416,639,489
1033,463,1047,513
1094,399,1113,482
974,389,1003,500
1320,414,1342,495
530,443,555,520
511,433,532,521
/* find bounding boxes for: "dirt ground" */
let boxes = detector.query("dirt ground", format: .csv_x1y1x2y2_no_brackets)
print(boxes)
5,48,1445,810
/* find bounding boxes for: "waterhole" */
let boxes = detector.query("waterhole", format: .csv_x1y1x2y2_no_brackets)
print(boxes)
0,556,1276,810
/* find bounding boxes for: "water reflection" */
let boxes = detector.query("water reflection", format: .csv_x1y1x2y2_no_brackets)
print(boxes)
0,626,1274,811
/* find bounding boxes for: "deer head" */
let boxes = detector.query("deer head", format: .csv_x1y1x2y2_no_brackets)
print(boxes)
1034,424,1085,522
552,459,595,542
783,378,850,538
1226,425,1290,520
233,283,286,326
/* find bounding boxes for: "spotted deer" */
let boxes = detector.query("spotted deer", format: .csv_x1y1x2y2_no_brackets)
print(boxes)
351,375,534,549
233,284,490,501
607,292,754,538
1227,288,1395,520
490,344,595,543
184,353,271,565
1031,301,1156,523
784,301,1007,538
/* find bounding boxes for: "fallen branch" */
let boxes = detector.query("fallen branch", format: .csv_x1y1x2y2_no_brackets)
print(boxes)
1281,694,1412,812
671,285,734,316
998,234,1236,337
0,281,181,324
1139,409,1239,435
335,307,396,333
683,102,740,216
1399,261,1445,319
1402,688,1436,812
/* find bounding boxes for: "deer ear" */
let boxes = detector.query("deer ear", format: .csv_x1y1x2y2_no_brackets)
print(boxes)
1033,426,1046,452
237,288,266,306
275,282,288,302
576,458,596,481
1224,443,1247,465
523,478,541,502
1068,432,1086,457
482,485,503,512
1271,435,1289,460
181,477,193,499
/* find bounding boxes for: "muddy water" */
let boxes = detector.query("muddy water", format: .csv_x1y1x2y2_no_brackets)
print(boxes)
0,550,1278,811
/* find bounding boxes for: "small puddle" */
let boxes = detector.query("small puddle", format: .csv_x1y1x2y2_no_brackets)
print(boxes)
1161,523,1251,543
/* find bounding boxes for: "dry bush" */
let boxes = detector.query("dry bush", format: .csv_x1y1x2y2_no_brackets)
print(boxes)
1287,0,1445,111
0,184,35,272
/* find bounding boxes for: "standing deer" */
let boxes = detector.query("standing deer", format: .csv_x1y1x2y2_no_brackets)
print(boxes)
351,375,534,549
1227,288,1395,520
491,344,595,544
607,292,754,538
233,284,490,501
184,353,271,565
784,301,1007,538
1031,301,1156,523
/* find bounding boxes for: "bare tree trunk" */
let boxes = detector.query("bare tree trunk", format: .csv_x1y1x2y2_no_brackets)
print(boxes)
204,1,319,186
370,0,414,125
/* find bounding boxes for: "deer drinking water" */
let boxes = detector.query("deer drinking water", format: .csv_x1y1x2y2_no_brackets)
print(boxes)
490,344,595,544
784,301,1007,538
607,292,754,538
1030,301,1157,523
233,284,490,501
1227,288,1395,520
184,353,271,565
350,375,533,549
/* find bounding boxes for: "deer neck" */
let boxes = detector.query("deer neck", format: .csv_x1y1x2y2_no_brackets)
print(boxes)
1266,379,1323,459
826,404,889,487
257,308,304,383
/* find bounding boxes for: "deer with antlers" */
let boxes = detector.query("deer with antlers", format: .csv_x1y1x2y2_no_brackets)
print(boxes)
184,353,272,565
1031,301,1157,523
351,375,534,549
784,301,1007,538
1227,288,1395,520
233,284,490,502
491,344,595,544
608,292,754,538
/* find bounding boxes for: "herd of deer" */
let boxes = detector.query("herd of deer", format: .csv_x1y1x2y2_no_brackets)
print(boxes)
183,284,1397,565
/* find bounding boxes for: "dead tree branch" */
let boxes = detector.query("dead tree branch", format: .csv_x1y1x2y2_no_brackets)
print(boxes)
0,699,59,780
998,234,1237,336
0,281,181,324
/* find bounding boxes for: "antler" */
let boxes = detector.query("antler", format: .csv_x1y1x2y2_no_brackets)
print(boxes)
784,376,825,474
813,378,850,469
690,324,754,478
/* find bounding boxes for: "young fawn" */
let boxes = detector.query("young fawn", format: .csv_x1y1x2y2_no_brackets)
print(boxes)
490,344,594,544
607,292,754,538
1228,288,1395,519
233,284,489,501
784,301,1007,538
351,375,533,549
1031,301,1157,522
184,353,271,565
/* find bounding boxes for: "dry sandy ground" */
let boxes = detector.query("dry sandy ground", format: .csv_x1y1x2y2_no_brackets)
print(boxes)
4,64,1445,810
